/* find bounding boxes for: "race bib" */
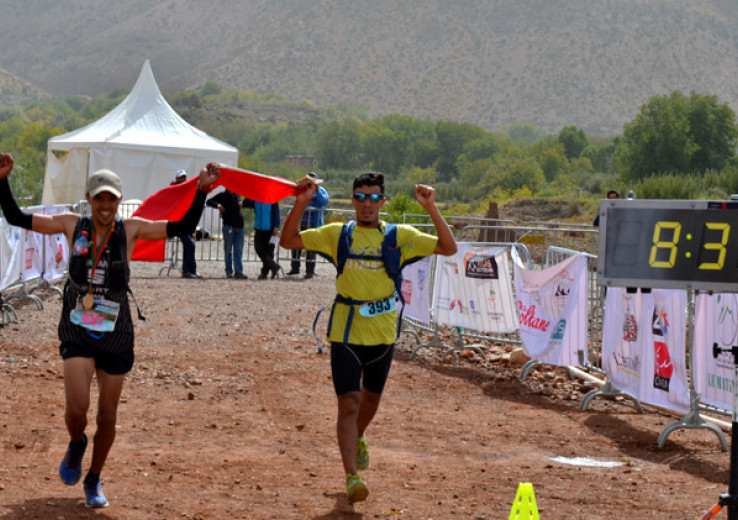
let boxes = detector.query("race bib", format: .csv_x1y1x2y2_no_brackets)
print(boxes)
70,296,120,333
359,296,396,317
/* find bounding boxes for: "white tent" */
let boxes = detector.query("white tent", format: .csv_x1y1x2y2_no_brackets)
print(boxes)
42,60,238,204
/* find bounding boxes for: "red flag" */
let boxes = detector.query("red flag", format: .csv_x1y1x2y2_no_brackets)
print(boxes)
218,166,298,203
131,166,298,261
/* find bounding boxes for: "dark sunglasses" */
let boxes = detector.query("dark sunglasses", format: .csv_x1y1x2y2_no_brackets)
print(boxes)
352,192,384,203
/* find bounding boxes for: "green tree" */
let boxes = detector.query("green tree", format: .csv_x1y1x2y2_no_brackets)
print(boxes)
406,166,438,185
200,81,223,97
316,119,362,169
505,122,547,146
616,91,738,181
582,137,618,174
362,115,437,173
557,125,588,160
458,134,503,163
362,124,399,172
687,92,738,172
539,143,568,182
435,120,487,182
480,155,545,195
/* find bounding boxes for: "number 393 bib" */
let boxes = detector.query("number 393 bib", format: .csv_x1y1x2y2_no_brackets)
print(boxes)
359,296,396,317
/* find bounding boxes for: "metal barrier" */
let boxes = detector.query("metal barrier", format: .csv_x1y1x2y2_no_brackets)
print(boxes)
541,246,645,413
1,209,68,325
541,247,729,450
402,235,532,361
4,202,733,451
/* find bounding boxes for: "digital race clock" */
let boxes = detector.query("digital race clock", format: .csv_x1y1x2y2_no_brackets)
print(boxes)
597,199,738,291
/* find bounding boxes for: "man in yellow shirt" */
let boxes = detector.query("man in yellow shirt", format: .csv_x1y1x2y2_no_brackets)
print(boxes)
281,172,457,505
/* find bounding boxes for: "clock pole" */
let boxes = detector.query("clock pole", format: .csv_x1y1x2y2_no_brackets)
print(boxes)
701,343,738,519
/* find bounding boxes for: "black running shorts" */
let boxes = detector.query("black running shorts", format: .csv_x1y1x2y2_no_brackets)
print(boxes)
59,342,134,375
330,342,394,395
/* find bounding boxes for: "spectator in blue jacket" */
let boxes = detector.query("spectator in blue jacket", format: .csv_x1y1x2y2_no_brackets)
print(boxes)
287,172,329,279
243,198,282,279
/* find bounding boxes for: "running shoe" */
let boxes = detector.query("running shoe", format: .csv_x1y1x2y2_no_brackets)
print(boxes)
84,479,109,509
346,473,369,504
356,435,370,470
58,434,87,485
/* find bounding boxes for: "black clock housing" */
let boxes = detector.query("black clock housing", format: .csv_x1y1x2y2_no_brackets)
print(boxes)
597,199,738,290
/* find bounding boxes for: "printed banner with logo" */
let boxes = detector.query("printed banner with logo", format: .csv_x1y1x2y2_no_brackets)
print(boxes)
512,250,587,367
694,293,738,411
400,255,433,324
602,287,645,400
42,206,69,281
0,206,69,290
0,218,22,290
19,228,43,282
19,207,47,283
602,287,689,413
432,244,517,333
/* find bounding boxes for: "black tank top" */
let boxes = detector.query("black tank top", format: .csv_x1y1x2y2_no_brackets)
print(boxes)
58,217,134,352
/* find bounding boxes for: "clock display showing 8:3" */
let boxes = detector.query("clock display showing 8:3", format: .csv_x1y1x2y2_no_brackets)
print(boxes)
597,199,738,291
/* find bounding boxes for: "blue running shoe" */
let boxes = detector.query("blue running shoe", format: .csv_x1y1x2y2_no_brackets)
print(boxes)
84,479,109,509
59,434,87,485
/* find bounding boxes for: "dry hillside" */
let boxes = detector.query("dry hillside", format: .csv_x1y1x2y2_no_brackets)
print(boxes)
0,1,737,134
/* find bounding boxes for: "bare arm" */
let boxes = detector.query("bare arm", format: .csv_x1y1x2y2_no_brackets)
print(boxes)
413,184,457,256
280,175,320,250
32,212,80,246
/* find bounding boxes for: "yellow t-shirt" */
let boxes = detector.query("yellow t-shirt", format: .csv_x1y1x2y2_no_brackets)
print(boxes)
301,221,438,345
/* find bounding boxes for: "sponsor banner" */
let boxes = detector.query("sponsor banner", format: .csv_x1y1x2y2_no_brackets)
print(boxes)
401,256,433,324
20,206,46,282
432,244,517,333
694,293,738,411
602,287,644,400
42,206,69,281
1,205,70,290
0,218,23,291
603,288,689,413
512,250,587,367
642,289,688,413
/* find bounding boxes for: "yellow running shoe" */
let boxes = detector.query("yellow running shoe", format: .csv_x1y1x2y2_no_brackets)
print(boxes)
346,473,369,504
356,435,370,470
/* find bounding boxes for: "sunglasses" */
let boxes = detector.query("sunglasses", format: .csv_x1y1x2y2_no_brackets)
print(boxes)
352,192,384,203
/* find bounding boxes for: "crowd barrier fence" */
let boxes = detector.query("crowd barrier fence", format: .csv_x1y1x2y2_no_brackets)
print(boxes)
0,206,70,326
2,204,734,451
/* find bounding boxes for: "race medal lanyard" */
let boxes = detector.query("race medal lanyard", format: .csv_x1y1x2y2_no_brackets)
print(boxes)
83,221,114,310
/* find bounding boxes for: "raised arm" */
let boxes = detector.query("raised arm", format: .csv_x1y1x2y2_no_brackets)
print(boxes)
413,184,457,256
0,153,79,240
126,162,220,245
280,175,320,250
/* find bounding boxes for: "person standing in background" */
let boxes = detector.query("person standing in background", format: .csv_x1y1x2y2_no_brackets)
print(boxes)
287,172,329,279
593,189,619,227
170,170,201,278
206,188,247,279
243,198,281,279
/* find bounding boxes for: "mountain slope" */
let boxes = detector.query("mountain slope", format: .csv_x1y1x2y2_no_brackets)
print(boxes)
0,0,736,134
